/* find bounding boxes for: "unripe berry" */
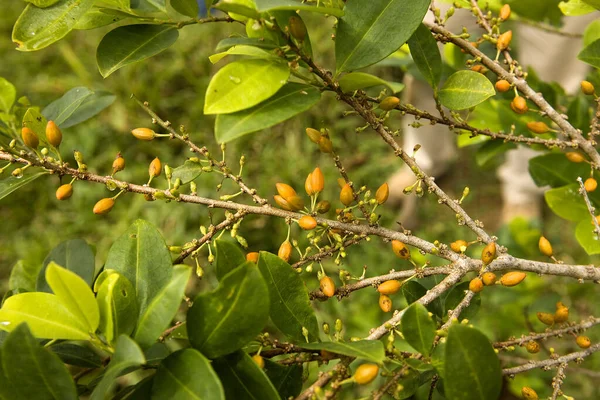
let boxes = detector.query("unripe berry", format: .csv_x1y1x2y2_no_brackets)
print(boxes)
340,183,354,206
481,242,496,265
252,354,265,369
496,30,512,51
499,4,511,20
510,96,528,114
55,184,73,200
377,280,402,295
565,152,585,163
149,157,162,178
298,215,317,230
112,153,125,175
246,252,259,263
554,302,569,323
538,236,553,257
584,177,597,192
379,96,400,111
526,121,549,134
131,127,155,141
521,387,538,400
495,79,510,92
46,121,62,147
500,271,526,287
576,335,591,349
306,127,321,143
93,198,115,215
316,200,331,214
21,127,39,149
375,183,389,204
536,312,554,326
318,136,333,153
288,16,307,41
379,294,392,312
278,240,292,262
481,272,497,286
581,80,595,95
525,340,540,354
469,278,484,293
392,240,410,259
320,276,335,297
353,364,379,385
276,183,297,200
450,239,468,253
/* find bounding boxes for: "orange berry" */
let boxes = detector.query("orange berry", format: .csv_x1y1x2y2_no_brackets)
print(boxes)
375,183,389,205
566,152,585,163
112,153,125,175
55,183,73,200
353,364,379,385
576,335,591,349
391,240,410,259
305,172,315,196
21,127,39,149
500,271,526,287
521,387,538,400
495,79,510,92
93,198,115,215
581,80,595,96
585,177,597,192
131,127,155,141
46,121,62,147
470,65,486,74
499,4,511,20
379,294,392,312
318,136,333,153
481,272,497,286
252,354,265,369
510,96,528,114
246,252,259,263
320,276,335,297
278,240,292,262
286,195,305,211
525,341,540,354
526,121,550,134
538,236,553,257
450,240,468,253
149,157,162,178
276,183,297,200
311,167,324,193
377,280,402,295
274,195,293,211
379,96,400,111
469,278,484,293
496,30,512,51
536,312,554,326
481,242,496,265
298,215,317,230
340,183,354,206
554,302,569,323
306,127,321,143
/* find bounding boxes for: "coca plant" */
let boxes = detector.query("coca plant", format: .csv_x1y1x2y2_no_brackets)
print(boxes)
1,0,600,399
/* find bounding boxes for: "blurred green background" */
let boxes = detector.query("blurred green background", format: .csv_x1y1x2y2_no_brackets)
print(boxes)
1,3,600,399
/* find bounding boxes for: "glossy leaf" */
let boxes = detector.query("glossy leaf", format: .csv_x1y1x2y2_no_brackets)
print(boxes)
37,239,95,293
407,24,442,90
215,37,278,52
0,292,90,340
204,59,290,114
299,340,385,363
212,350,280,400
335,0,429,72
209,44,277,64
49,342,103,368
104,219,173,317
188,262,269,358
445,325,502,400
254,0,344,16
215,83,321,143
96,270,139,344
545,184,590,222
97,25,179,78
43,87,115,129
24,0,61,6
559,0,597,15
0,169,48,202
74,8,126,30
8,260,39,292
171,0,200,17
134,265,191,349
263,359,302,400
2,324,77,400
444,282,481,321
578,38,600,68
438,71,495,110
90,336,146,400
46,262,99,332
576,218,600,255
402,280,444,318
0,350,17,400
258,252,319,342
215,239,247,280
583,19,600,46
214,0,260,20
0,77,16,113
172,160,203,185
12,0,95,51
22,107,48,143
270,10,313,59
337,72,404,93
528,154,590,188
401,303,435,356
475,141,516,168
152,348,225,400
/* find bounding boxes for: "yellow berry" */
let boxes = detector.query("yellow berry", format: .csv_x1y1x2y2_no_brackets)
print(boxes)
500,271,527,287
377,280,402,295
576,335,591,349
131,127,156,141
481,242,496,265
310,167,324,194
149,157,162,178
306,127,321,143
525,341,540,354
246,252,259,263
274,195,293,211
55,184,73,200
499,4,511,20
537,312,555,326
469,278,484,293
526,121,550,134
585,177,597,192
521,387,538,400
298,215,317,230
538,236,553,257
21,127,39,149
353,364,379,385
496,30,512,51
510,96,528,114
276,183,297,200
320,276,336,297
379,96,400,111
340,183,354,206
93,198,115,215
318,136,333,153
379,294,392,312
278,240,292,262
112,153,125,175
566,152,585,163
46,121,62,147
450,239,468,253
481,272,497,286
252,354,265,369
375,183,389,205
286,195,305,211
581,80,595,96
392,240,410,259
554,302,569,323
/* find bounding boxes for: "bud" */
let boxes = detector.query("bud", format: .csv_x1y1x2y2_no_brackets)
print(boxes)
298,215,317,230
566,152,585,163
525,340,540,354
500,271,527,287
246,252,259,263
584,177,597,192
149,157,162,178
251,354,265,369
581,80,595,96
340,183,354,206
46,121,62,147
320,276,336,297
288,15,307,41
521,387,538,400
392,240,410,259
526,121,550,134
322,323,330,335
11,168,22,178
379,294,392,312
55,183,73,200
554,301,569,323
481,242,496,265
377,280,402,295
316,200,331,214
510,96,528,114
353,364,379,385
131,127,155,141
375,183,389,204
112,153,125,175
306,127,321,143
496,30,512,51
495,79,510,92
536,312,555,326
379,96,400,111
278,240,293,262
318,136,333,153
21,127,39,149
74,150,84,164
538,236,553,257
165,165,172,180
335,318,343,332
450,239,468,253
93,198,115,215
576,335,591,349
481,272,497,286
499,4,511,20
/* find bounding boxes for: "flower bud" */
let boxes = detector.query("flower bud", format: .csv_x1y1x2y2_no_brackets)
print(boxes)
581,80,595,96
149,157,162,178
340,183,354,206
316,200,331,214
481,242,496,265
536,312,554,326
576,335,591,349
469,278,484,293
510,96,528,114
392,240,410,259
112,153,125,175
525,340,540,354
288,16,307,41
538,236,553,257
379,294,392,312
93,198,115,215
251,354,265,369
246,252,259,263
375,183,389,204
131,127,155,141
585,177,597,192
481,272,497,286
521,387,538,400
46,121,62,147
278,240,292,262
306,127,321,143
21,127,39,149
526,121,549,134
565,152,585,163
353,364,379,385
377,280,402,295
298,215,317,230
499,4,511,20
320,276,335,297
379,96,400,111
496,30,512,51
55,183,73,200
500,271,526,287
450,239,468,253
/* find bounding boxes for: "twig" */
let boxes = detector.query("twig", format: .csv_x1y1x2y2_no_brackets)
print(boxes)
550,363,568,400
502,343,600,375
291,235,367,270
493,317,600,348
440,290,476,330
577,176,600,236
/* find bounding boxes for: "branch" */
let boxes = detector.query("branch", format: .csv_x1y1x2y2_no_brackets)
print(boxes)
493,317,600,348
502,343,600,375
577,176,600,236
550,363,568,400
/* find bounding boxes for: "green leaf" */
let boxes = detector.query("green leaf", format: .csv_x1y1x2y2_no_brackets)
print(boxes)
335,0,429,72
212,350,280,400
96,270,139,344
439,71,495,110
559,0,597,15
188,262,269,358
402,280,444,318
257,252,319,342
578,38,600,69
407,24,442,90
172,160,203,185
43,87,115,129
134,265,191,349
24,0,61,6
152,348,225,400
545,184,590,222
90,335,146,400
215,239,247,280
49,342,103,368
97,24,179,78
2,324,77,400
576,218,600,255
37,239,95,293
12,0,95,51
8,260,40,292
254,0,344,16
204,59,290,114
0,292,90,340
445,325,502,400
22,107,48,143
475,140,516,167
0,170,48,202
215,83,321,143
338,72,404,94
46,262,99,332
401,303,435,356
444,282,481,321
0,77,16,113
584,19,600,47
216,37,278,52
299,340,385,363
270,11,313,59
263,359,302,399
214,0,261,20
529,154,590,188
104,219,173,317
74,8,126,30
209,44,278,64
171,0,200,17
